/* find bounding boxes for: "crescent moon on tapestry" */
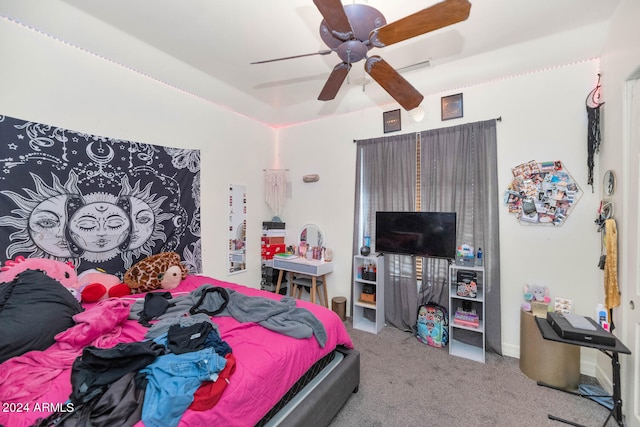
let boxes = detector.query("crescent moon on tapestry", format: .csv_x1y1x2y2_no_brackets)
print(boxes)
86,141,115,164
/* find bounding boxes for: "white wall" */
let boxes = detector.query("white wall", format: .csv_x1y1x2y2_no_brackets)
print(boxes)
278,60,604,373
0,17,275,288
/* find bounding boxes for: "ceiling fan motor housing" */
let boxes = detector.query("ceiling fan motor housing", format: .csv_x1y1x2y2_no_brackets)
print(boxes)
336,40,369,63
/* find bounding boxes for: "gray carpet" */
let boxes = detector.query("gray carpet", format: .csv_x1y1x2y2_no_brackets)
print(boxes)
330,319,614,427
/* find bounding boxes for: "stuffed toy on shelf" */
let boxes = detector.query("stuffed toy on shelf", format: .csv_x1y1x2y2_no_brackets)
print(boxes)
522,283,551,314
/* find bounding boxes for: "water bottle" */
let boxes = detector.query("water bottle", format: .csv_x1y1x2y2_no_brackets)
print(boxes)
476,247,483,266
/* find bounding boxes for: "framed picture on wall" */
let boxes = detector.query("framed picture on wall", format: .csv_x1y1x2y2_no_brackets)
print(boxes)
383,109,401,133
441,93,463,120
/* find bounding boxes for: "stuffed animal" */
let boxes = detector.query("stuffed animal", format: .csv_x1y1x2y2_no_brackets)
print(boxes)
522,284,551,311
0,256,79,299
124,252,188,294
77,269,131,303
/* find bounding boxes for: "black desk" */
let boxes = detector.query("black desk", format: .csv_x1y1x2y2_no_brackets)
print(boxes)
535,317,631,427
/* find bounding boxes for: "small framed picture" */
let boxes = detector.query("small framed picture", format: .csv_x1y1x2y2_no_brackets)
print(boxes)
383,109,401,133
441,93,463,121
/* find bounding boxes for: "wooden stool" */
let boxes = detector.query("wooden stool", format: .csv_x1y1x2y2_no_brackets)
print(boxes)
290,273,328,308
274,258,333,308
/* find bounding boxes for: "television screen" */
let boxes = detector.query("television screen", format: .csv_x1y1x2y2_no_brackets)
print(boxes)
375,211,457,259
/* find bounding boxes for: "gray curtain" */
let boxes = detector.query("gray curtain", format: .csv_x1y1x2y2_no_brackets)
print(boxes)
353,119,501,355
420,119,502,355
353,133,417,331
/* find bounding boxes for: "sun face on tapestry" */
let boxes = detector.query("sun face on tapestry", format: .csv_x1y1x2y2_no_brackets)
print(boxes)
0,115,202,276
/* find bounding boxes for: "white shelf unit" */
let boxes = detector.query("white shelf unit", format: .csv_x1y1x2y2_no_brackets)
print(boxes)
352,255,384,334
449,264,485,363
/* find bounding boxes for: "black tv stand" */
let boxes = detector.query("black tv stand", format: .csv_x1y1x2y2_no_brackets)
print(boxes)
534,317,631,427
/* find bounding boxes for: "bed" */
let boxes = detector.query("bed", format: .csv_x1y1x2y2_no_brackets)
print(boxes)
0,274,359,427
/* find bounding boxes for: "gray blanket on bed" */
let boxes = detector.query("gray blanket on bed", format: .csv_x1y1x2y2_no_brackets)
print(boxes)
129,284,327,347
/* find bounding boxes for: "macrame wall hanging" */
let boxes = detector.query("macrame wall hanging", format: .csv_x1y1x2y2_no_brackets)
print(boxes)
264,169,288,220
586,74,604,192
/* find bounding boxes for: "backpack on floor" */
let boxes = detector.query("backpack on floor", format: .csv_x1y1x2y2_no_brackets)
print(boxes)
416,302,449,348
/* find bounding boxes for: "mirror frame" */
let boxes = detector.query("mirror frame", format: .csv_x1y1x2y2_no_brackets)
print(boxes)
228,184,247,275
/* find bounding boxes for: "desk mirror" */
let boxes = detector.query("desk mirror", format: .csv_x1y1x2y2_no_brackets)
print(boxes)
299,224,324,259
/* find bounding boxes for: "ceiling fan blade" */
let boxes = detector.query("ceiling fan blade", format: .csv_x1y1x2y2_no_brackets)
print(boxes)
369,0,471,48
251,49,333,64
318,63,352,101
313,0,354,40
365,56,424,110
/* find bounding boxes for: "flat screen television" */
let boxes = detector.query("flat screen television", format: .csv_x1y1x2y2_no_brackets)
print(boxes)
375,211,457,259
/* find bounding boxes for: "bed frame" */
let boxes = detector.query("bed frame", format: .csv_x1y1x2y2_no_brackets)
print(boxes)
269,346,360,427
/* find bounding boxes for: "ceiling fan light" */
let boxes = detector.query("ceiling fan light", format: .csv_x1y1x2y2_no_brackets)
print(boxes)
409,105,425,122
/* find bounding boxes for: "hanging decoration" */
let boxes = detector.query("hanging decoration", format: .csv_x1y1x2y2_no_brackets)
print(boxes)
504,160,582,226
603,218,620,311
586,74,604,191
264,169,287,220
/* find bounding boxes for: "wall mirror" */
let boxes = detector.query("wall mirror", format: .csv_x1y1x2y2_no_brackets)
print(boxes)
228,184,246,274
603,170,616,197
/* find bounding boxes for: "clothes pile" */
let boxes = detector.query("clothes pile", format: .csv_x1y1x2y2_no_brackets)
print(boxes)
36,284,327,427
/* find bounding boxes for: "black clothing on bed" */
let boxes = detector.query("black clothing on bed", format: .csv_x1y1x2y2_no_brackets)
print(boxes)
167,321,214,354
70,340,165,404
137,291,175,327
34,372,147,427
0,269,83,363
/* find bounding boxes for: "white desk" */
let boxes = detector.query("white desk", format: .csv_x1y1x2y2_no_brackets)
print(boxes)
273,256,333,307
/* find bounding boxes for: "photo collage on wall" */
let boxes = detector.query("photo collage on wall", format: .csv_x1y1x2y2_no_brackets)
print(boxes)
504,160,582,226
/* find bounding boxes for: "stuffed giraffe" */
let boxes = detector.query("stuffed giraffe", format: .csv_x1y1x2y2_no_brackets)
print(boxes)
124,252,188,294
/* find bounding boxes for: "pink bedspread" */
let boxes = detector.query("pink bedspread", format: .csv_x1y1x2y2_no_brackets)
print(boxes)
0,275,353,427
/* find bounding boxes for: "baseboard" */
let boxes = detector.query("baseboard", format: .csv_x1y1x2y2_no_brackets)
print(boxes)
595,359,613,394
502,342,519,359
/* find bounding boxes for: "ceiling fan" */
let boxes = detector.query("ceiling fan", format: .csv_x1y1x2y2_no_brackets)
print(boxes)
251,0,472,111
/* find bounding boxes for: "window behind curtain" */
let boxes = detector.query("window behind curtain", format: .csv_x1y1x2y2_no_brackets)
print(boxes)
354,134,417,331
354,119,501,354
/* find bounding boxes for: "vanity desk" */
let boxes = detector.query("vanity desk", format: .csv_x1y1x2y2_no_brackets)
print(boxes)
274,256,333,307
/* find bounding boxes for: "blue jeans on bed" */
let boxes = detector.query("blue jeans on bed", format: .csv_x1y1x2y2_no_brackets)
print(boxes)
140,347,227,427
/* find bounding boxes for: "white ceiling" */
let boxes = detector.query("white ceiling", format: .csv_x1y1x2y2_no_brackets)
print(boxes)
0,0,620,127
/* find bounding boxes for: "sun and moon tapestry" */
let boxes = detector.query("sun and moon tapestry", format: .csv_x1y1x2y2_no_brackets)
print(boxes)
0,114,202,277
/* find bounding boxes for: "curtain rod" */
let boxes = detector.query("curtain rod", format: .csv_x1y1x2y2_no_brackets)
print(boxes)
352,117,503,143
263,168,289,171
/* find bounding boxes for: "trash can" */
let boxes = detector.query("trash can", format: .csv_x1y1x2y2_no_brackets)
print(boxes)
332,296,347,321
519,309,580,389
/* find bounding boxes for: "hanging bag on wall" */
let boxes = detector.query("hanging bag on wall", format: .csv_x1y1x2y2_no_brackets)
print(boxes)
416,302,449,348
